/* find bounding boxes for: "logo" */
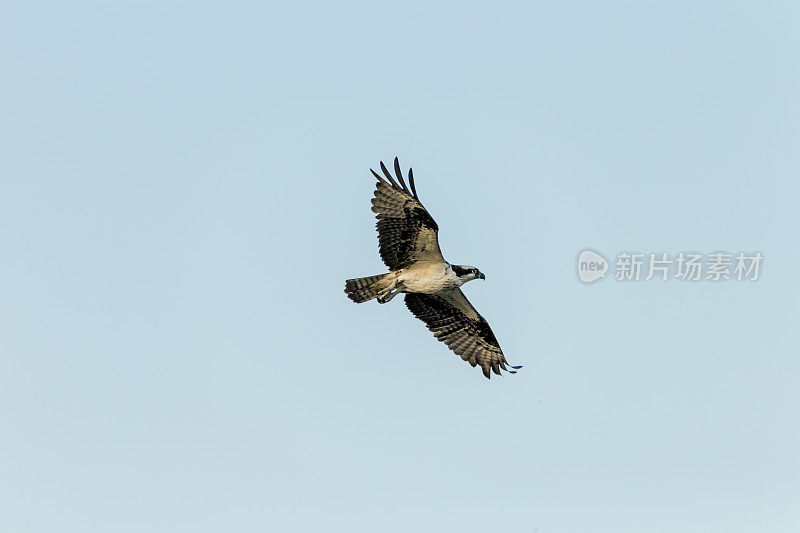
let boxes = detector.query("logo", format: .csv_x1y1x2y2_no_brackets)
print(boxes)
577,249,608,283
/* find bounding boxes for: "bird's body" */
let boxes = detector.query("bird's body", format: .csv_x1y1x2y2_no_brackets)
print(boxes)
344,158,521,379
396,262,461,294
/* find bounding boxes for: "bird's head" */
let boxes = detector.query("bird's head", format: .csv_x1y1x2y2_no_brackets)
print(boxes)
451,264,486,284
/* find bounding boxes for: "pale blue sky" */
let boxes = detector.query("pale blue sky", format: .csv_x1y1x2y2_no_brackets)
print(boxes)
1,2,798,532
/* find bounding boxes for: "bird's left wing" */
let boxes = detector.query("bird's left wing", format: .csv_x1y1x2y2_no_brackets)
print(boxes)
404,289,521,379
370,158,444,270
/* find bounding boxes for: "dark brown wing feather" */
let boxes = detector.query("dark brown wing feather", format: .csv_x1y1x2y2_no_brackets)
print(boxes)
370,158,444,270
404,290,521,379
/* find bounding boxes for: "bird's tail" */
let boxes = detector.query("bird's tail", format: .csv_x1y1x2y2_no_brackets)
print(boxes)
344,273,389,303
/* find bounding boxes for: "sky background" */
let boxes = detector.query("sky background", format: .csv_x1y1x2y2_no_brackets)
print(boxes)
1,2,798,532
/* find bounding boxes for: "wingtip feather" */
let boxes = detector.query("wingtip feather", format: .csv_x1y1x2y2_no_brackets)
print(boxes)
393,157,411,195
370,168,387,185
408,167,419,199
379,160,400,188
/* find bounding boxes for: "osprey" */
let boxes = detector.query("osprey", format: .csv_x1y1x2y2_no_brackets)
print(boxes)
344,158,521,379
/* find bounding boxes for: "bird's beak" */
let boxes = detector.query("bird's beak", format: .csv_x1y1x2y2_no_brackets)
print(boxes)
478,272,486,280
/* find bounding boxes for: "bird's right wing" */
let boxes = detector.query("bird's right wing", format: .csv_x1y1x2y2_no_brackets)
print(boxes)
404,289,521,379
370,158,444,270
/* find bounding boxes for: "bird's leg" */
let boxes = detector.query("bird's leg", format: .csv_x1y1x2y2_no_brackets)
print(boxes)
376,281,405,304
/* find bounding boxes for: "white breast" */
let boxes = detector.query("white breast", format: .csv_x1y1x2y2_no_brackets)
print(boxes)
398,262,459,294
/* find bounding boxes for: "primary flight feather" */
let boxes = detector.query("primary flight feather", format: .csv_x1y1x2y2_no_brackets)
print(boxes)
344,158,521,379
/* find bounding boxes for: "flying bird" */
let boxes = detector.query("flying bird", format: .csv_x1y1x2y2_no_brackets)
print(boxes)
344,158,521,379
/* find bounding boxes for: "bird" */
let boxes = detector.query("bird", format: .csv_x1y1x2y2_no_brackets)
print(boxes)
344,157,521,379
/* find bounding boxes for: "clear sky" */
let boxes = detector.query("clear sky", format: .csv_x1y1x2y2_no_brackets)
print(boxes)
1,2,798,532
